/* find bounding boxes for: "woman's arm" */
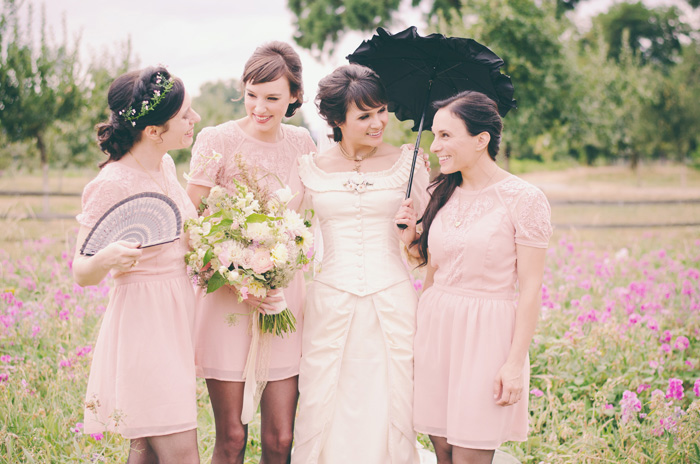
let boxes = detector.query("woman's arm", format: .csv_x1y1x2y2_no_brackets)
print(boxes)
493,244,546,406
186,184,212,212
72,225,143,287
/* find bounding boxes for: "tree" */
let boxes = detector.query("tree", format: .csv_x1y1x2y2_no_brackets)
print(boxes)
589,2,691,66
0,0,82,213
287,0,584,52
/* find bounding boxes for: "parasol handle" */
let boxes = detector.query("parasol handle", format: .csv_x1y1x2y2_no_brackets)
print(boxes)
398,80,433,230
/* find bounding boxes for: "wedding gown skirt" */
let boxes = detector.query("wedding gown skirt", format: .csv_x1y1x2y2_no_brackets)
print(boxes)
292,280,420,464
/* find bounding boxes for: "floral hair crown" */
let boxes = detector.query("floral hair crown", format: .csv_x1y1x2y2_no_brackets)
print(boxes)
118,73,175,127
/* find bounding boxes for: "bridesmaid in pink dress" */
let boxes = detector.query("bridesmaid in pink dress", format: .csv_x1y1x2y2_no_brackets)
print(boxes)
399,91,553,463
186,42,316,464
73,67,201,463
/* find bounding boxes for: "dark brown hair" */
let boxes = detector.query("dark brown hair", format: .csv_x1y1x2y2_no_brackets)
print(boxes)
315,64,388,142
413,91,503,266
95,66,185,167
241,41,304,117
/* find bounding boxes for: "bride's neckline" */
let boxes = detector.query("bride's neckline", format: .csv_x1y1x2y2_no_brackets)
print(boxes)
308,145,410,177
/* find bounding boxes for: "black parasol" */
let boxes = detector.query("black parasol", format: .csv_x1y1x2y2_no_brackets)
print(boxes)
347,26,516,211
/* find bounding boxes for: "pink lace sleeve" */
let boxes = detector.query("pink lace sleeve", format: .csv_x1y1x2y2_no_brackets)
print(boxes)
76,175,128,228
188,127,225,188
512,184,553,248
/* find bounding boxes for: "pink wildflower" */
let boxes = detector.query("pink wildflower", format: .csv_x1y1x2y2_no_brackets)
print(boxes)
620,390,642,424
661,330,672,343
673,336,690,351
31,325,41,337
646,319,659,331
694,379,700,397
71,422,84,434
0,355,11,363
0,373,8,383
666,378,684,400
76,345,92,357
660,343,671,354
530,388,544,397
628,313,641,325
413,279,423,292
90,432,104,441
637,384,651,394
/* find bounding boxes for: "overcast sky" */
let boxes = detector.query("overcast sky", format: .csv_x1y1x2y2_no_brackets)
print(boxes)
38,0,693,136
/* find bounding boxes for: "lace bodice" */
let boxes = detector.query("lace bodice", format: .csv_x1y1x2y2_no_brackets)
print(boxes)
76,154,197,278
429,175,553,292
187,120,316,192
297,147,429,296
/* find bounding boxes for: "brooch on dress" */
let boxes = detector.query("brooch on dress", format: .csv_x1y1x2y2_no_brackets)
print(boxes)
343,174,373,193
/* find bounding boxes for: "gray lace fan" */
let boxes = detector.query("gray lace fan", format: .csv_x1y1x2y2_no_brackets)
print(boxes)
80,192,182,256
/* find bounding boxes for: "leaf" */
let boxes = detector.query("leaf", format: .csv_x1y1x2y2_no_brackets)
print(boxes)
246,213,271,224
203,248,213,266
207,271,227,293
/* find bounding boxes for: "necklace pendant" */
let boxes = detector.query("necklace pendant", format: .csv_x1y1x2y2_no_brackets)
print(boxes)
454,220,461,227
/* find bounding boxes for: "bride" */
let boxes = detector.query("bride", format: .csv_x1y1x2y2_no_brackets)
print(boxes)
290,64,430,464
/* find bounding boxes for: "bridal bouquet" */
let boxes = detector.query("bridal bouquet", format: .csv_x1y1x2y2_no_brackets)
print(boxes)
184,157,314,336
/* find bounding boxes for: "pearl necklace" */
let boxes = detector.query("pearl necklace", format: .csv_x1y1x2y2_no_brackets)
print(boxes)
338,142,378,172
130,152,169,197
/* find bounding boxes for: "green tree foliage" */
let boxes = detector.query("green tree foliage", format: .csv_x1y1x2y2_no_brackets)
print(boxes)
49,41,136,170
0,0,82,210
288,0,401,52
589,2,691,66
444,0,575,164
288,0,583,51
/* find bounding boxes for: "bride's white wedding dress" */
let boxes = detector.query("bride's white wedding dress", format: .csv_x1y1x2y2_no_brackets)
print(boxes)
290,147,429,464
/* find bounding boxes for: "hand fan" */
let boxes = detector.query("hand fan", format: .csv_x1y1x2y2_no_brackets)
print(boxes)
80,192,182,256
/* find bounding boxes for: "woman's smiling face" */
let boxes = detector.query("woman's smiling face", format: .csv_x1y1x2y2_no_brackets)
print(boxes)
243,76,297,137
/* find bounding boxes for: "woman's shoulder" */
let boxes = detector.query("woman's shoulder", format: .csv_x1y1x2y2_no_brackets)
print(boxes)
282,124,315,149
497,174,548,199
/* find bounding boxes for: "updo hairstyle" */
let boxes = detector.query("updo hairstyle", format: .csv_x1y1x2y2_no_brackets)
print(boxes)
315,64,388,142
241,41,304,118
95,66,185,166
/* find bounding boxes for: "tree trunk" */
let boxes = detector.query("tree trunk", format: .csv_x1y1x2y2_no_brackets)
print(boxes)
37,133,50,216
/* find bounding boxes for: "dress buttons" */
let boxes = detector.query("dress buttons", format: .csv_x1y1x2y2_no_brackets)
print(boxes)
354,202,360,208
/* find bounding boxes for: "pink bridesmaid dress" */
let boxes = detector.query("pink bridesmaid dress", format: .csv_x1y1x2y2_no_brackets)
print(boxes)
78,155,199,439
413,175,553,450
186,121,316,383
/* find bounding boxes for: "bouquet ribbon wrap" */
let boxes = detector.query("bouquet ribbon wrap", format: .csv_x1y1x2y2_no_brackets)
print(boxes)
240,292,287,424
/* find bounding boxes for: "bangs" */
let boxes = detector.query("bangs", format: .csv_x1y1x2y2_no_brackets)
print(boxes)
348,79,387,112
243,55,286,85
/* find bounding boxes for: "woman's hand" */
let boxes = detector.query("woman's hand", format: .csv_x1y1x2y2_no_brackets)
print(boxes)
401,143,431,173
493,360,525,406
99,240,143,272
244,288,285,314
394,198,419,247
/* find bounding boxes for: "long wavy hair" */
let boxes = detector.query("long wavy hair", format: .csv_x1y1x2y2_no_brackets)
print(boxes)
413,91,503,267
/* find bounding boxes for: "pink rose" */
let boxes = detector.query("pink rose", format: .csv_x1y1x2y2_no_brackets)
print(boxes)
251,249,274,274
239,287,249,300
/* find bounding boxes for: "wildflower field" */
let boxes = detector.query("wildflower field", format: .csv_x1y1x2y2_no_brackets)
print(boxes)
1,165,700,463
